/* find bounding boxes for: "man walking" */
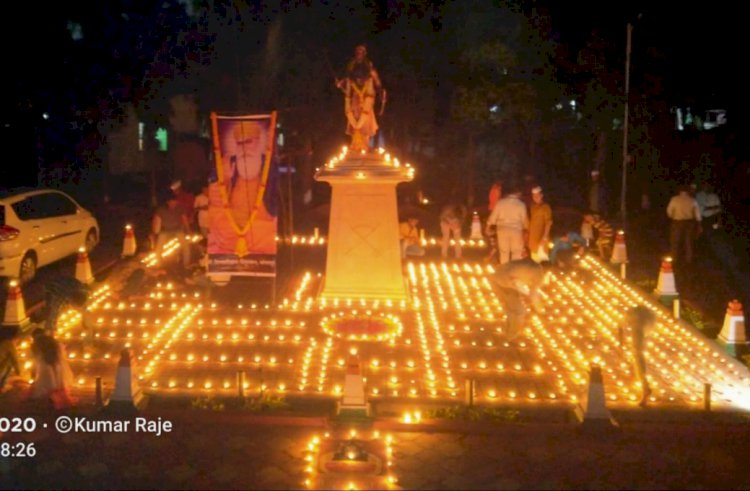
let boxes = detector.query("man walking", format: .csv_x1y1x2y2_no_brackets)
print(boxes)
666,185,701,264
695,182,722,232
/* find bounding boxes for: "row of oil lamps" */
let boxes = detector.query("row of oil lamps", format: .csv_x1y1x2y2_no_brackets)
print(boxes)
28,248,750,409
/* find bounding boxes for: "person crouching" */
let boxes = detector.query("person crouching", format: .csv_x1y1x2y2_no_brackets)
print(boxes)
491,258,547,341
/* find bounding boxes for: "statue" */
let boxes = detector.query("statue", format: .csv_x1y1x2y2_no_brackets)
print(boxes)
335,45,386,152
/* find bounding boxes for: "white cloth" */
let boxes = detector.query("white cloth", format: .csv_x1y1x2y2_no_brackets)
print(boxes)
531,244,549,263
31,342,74,400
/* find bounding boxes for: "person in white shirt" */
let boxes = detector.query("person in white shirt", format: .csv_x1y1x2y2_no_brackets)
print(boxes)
666,185,701,264
695,182,722,231
485,182,529,264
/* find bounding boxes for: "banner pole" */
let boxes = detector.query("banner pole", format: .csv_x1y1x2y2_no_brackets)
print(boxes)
271,275,277,306
288,159,295,272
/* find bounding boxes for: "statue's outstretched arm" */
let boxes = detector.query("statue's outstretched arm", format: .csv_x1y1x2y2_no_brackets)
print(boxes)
371,68,383,91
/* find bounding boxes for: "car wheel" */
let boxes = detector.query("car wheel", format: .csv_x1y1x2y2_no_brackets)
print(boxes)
19,252,37,285
85,228,98,252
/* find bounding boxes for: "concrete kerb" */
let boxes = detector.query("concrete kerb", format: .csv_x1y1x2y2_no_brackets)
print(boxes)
139,389,579,429
611,406,750,426
371,398,574,424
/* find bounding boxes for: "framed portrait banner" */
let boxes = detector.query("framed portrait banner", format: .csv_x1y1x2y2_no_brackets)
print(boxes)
207,112,278,277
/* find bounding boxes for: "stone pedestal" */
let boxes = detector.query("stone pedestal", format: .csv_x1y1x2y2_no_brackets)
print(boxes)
315,152,413,301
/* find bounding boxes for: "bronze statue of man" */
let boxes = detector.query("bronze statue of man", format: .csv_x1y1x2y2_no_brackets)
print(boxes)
335,45,386,152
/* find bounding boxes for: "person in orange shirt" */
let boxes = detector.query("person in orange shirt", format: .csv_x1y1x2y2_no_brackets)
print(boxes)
488,180,502,212
527,186,552,262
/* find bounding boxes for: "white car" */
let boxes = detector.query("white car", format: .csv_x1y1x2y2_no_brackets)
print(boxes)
0,188,99,284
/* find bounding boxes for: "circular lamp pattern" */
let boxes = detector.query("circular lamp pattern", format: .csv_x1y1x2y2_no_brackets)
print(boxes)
321,311,403,342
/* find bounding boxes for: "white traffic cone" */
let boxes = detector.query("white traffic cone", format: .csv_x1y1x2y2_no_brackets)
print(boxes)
717,300,748,357
122,224,137,257
75,247,94,285
337,354,370,420
577,364,619,431
106,349,143,413
470,212,483,240
2,279,29,329
610,230,628,264
654,257,678,305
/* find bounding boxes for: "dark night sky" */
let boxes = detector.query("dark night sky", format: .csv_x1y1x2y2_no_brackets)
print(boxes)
546,1,745,109
1,1,746,117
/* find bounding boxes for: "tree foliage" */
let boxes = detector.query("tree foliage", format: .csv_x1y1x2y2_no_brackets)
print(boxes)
4,0,691,210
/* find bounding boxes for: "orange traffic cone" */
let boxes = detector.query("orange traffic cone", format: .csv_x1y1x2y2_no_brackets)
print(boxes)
654,257,678,305
105,349,144,413
717,300,748,356
75,247,94,285
336,354,370,421
577,364,619,432
122,224,137,257
2,279,29,329
610,230,628,264
470,211,483,240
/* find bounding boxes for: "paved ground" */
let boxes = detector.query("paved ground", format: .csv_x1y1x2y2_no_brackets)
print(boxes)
3,399,750,490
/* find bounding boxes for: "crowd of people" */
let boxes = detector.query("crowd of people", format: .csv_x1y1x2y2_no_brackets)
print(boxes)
398,166,728,276
398,172,617,270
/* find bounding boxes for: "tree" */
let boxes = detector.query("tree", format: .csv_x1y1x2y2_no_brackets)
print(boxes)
441,0,561,206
